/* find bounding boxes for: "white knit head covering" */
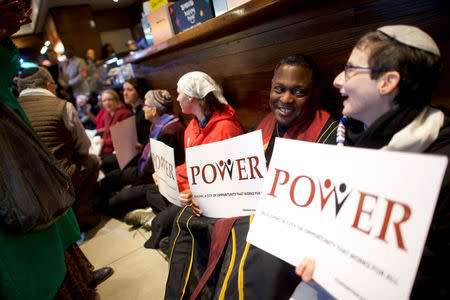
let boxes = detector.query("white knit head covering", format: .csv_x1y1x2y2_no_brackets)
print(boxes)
377,25,440,56
177,71,228,104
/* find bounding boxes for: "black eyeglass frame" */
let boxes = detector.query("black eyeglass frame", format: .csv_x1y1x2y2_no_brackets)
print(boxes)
344,64,386,79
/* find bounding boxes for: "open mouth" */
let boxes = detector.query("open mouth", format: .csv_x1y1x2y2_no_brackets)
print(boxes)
339,92,349,104
277,106,293,116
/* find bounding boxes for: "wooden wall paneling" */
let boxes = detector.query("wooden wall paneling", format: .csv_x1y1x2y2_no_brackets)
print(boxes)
11,33,44,63
50,5,103,59
126,0,311,64
94,9,133,32
11,33,43,50
43,15,62,51
129,0,449,130
131,3,367,128
354,0,443,25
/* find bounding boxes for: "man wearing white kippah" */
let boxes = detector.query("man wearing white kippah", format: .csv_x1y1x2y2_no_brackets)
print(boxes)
295,25,449,299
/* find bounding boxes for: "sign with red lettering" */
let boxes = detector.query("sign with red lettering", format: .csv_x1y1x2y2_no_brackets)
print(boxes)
186,130,266,217
247,138,447,300
150,138,180,206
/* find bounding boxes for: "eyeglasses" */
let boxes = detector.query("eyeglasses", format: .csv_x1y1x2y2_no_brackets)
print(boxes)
344,64,385,80
143,104,152,109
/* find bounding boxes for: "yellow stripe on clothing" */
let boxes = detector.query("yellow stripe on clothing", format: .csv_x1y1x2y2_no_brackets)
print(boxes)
165,205,190,299
218,227,237,300
317,120,336,143
180,214,196,300
238,215,254,300
322,124,337,144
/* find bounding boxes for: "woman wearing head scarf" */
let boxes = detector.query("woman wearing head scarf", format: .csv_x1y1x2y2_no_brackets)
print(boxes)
175,71,244,212
132,71,243,250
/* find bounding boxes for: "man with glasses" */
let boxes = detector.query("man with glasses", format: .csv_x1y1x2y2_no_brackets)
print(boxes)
296,25,449,299
17,66,101,231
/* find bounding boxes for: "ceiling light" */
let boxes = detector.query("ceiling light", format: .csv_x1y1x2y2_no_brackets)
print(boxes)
54,42,65,54
21,61,39,69
40,46,48,54
44,40,50,46
113,0,119,3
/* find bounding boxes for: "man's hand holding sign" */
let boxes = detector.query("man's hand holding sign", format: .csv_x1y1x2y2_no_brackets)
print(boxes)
247,138,447,300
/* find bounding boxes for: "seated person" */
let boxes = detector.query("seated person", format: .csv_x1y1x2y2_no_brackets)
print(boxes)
99,78,152,173
127,71,244,247
296,25,449,300
96,93,107,133
99,89,131,173
97,90,185,217
122,78,151,150
17,67,101,231
164,55,338,300
189,54,338,215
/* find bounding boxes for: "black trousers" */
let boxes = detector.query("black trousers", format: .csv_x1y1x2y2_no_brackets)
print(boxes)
103,183,170,219
100,153,139,174
98,166,139,197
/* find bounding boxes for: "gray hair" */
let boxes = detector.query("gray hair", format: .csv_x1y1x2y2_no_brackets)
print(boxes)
144,89,173,115
17,67,53,93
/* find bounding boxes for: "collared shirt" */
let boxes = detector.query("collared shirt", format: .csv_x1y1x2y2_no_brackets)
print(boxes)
19,88,91,155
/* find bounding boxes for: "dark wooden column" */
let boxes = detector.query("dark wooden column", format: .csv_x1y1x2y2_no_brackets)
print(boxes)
50,5,103,59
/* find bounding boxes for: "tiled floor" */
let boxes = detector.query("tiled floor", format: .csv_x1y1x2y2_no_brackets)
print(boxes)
79,215,168,299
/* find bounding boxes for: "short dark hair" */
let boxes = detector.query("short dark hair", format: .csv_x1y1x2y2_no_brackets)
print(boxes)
356,31,441,107
124,78,148,100
274,54,320,87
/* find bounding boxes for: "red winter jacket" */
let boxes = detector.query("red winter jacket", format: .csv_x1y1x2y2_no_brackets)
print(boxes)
101,105,131,155
176,104,243,191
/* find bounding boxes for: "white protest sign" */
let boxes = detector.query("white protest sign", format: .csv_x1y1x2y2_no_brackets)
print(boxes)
247,138,447,300
186,130,267,218
150,138,180,206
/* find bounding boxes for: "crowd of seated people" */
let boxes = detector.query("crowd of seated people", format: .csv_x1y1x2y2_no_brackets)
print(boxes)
1,5,448,298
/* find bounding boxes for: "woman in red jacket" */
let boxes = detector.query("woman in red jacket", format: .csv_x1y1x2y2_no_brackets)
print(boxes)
175,71,243,214
99,89,131,172
127,71,243,246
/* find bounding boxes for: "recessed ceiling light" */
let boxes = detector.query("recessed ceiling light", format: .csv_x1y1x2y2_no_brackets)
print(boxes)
113,0,119,3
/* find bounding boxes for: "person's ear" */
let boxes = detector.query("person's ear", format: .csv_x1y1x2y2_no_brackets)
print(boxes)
378,71,400,96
